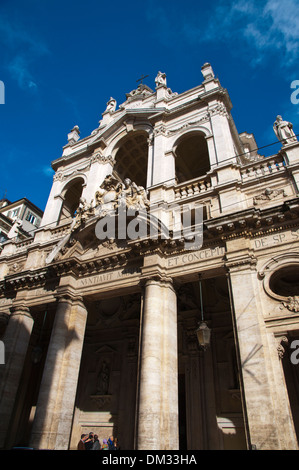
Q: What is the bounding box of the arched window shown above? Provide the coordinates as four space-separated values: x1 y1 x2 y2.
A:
59 177 84 224
174 132 210 184
113 131 148 188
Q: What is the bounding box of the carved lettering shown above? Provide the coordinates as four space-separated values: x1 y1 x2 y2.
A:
168 246 225 267
79 266 141 287
254 232 291 250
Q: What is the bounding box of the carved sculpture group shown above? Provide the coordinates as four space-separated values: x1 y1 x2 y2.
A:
46 176 150 264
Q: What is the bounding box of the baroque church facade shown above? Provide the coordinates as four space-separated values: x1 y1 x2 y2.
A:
1 64 299 450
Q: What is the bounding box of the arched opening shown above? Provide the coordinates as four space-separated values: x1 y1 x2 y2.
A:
59 177 84 224
113 131 148 188
175 133 210 184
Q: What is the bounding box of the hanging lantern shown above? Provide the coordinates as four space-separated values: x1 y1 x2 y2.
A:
195 279 211 350
196 321 211 350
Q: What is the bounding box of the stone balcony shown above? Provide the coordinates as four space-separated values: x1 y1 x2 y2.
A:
174 176 212 200
240 153 286 181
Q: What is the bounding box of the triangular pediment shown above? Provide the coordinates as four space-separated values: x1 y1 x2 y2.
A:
95 344 116 355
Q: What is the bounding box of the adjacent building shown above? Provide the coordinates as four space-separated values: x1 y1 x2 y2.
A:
0 64 299 450
0 198 43 243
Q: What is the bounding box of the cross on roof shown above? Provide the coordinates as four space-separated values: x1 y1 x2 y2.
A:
136 74 149 85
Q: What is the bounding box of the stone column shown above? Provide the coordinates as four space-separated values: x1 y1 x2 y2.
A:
29 295 87 450
227 263 281 449
137 278 179 450
0 305 34 449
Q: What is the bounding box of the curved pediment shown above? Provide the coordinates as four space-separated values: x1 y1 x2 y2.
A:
45 175 151 265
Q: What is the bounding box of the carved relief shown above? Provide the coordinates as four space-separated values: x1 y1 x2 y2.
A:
45 175 150 264
277 336 289 359
253 188 286 205
282 296 299 313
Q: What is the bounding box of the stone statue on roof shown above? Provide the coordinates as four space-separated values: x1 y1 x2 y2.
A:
273 115 297 145
155 71 167 88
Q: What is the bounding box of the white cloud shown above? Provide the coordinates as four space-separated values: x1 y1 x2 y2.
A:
0 14 49 90
7 56 38 91
202 0 299 67
152 0 299 69
42 166 55 178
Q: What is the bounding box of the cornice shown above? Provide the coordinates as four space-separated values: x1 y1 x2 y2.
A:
204 198 299 241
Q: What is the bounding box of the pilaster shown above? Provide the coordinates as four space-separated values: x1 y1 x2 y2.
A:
225 248 281 449
0 305 34 448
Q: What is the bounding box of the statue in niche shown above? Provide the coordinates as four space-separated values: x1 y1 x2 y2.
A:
155 71 167 87
273 115 297 145
96 360 110 395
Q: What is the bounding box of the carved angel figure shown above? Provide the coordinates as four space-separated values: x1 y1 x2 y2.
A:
71 197 95 231
95 175 122 208
119 178 149 210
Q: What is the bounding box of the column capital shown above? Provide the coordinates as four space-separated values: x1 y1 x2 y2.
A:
55 293 74 304
225 254 257 273
9 304 32 319
55 292 87 311
140 274 175 291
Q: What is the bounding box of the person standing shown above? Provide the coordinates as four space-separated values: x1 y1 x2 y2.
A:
108 435 115 450
84 432 94 450
91 434 101 450
77 434 87 450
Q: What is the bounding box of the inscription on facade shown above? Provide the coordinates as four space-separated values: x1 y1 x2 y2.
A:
253 229 299 250
167 246 225 267
79 266 141 287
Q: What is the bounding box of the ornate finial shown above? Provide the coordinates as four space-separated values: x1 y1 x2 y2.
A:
67 125 80 145
201 63 215 80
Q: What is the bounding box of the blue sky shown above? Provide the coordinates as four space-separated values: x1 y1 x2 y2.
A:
0 0 298 211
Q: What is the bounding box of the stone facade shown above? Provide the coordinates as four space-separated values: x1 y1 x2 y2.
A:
0 64 299 450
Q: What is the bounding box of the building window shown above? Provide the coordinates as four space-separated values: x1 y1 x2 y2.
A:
11 208 20 218
26 211 37 225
